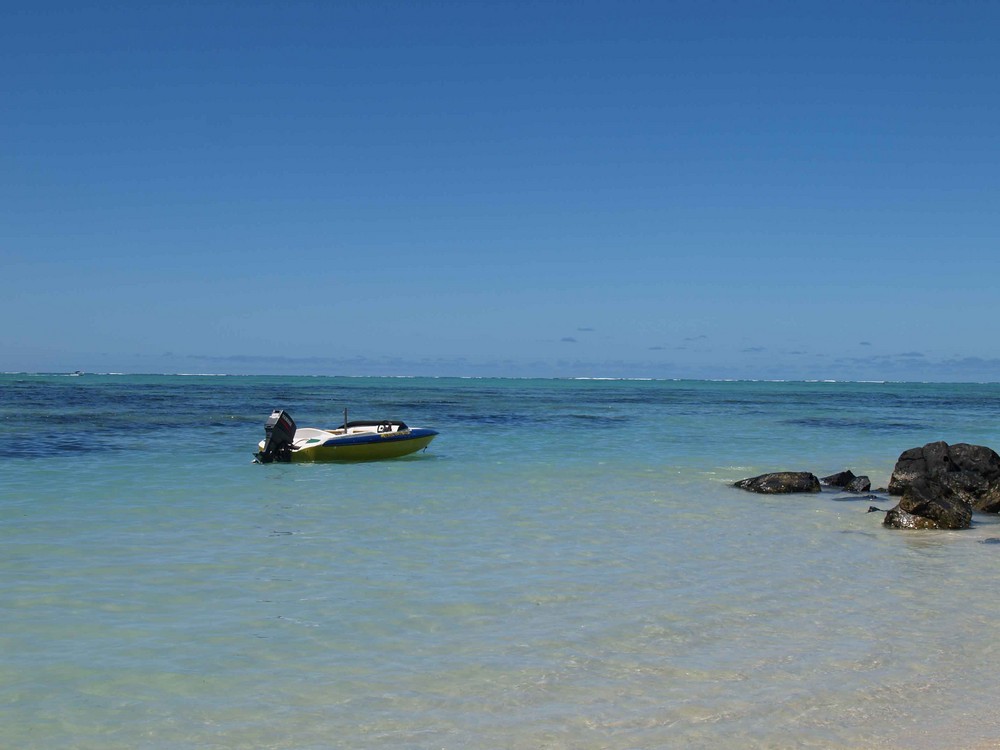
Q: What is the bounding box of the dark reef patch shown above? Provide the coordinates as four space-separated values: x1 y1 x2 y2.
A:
783 417 927 432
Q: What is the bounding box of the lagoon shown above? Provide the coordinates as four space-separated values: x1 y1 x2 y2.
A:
3 375 1000 748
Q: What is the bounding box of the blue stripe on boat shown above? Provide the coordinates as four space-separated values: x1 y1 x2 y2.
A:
321 428 438 447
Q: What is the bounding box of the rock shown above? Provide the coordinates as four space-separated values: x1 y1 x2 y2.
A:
887 441 1000 512
883 478 972 530
884 506 946 529
845 475 871 493
821 469 870 493
976 483 1000 514
821 470 857 487
734 472 822 494
887 442 952 494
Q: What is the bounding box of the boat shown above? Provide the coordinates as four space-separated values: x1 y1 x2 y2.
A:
254 409 438 463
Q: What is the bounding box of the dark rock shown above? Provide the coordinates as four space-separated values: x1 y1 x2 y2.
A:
886 441 1000 513
883 478 972 530
819 469 872 494
938 471 992 507
734 472 822 494
845 475 871 493
821 470 857 487
884 506 945 529
901 479 973 528
887 441 952 494
951 443 1000 480
820 470 871 494
976 483 1000 514
888 441 1000 493
979 538 1000 545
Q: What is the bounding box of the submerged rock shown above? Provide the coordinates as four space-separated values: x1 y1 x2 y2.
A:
734 472 821 494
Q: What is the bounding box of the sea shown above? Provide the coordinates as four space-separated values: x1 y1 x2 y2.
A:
3 374 1000 750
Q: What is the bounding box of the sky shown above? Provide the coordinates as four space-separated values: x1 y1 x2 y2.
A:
2 0 998 380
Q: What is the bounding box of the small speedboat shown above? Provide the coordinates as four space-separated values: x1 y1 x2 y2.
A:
254 409 438 463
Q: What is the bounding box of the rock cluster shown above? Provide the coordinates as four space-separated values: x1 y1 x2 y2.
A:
882 441 1000 529
733 440 1000 531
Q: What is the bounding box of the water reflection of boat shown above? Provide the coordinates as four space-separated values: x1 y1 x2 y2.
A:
254 409 437 463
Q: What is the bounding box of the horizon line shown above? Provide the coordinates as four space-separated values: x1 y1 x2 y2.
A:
4 371 999 386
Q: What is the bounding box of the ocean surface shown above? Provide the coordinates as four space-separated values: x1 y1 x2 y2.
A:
3 374 1000 750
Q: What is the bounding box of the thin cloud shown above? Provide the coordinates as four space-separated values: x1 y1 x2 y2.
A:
188 353 343 365
561 337 578 343
943 356 1000 370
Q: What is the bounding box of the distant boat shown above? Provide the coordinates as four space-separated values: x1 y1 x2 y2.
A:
254 409 438 463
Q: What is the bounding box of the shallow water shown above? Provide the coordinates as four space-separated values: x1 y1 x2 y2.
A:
3 375 1000 748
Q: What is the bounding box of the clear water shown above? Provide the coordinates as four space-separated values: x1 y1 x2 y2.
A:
3 375 1000 749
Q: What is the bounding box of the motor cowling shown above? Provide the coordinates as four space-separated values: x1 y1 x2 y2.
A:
257 409 296 463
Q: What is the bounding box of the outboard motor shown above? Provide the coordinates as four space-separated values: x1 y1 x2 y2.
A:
256 409 296 463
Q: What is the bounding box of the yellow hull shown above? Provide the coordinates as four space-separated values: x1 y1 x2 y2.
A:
288 431 436 462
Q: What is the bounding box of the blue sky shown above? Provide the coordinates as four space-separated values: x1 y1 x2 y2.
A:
3 0 998 380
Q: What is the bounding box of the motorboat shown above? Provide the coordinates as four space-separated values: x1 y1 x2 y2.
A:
254 409 438 463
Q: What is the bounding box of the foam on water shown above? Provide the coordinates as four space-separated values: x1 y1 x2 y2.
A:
3 375 1000 748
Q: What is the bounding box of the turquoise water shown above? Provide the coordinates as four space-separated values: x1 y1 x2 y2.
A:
4 375 1000 749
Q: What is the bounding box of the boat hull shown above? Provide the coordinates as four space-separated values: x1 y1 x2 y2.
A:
288 428 437 462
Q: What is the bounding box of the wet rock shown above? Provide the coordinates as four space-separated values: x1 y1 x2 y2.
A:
845 475 871 493
976 483 1000 514
888 442 953 494
734 472 822 494
887 441 1000 513
889 441 1000 489
821 469 870 493
883 478 972 530
883 506 946 529
821 470 857 487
